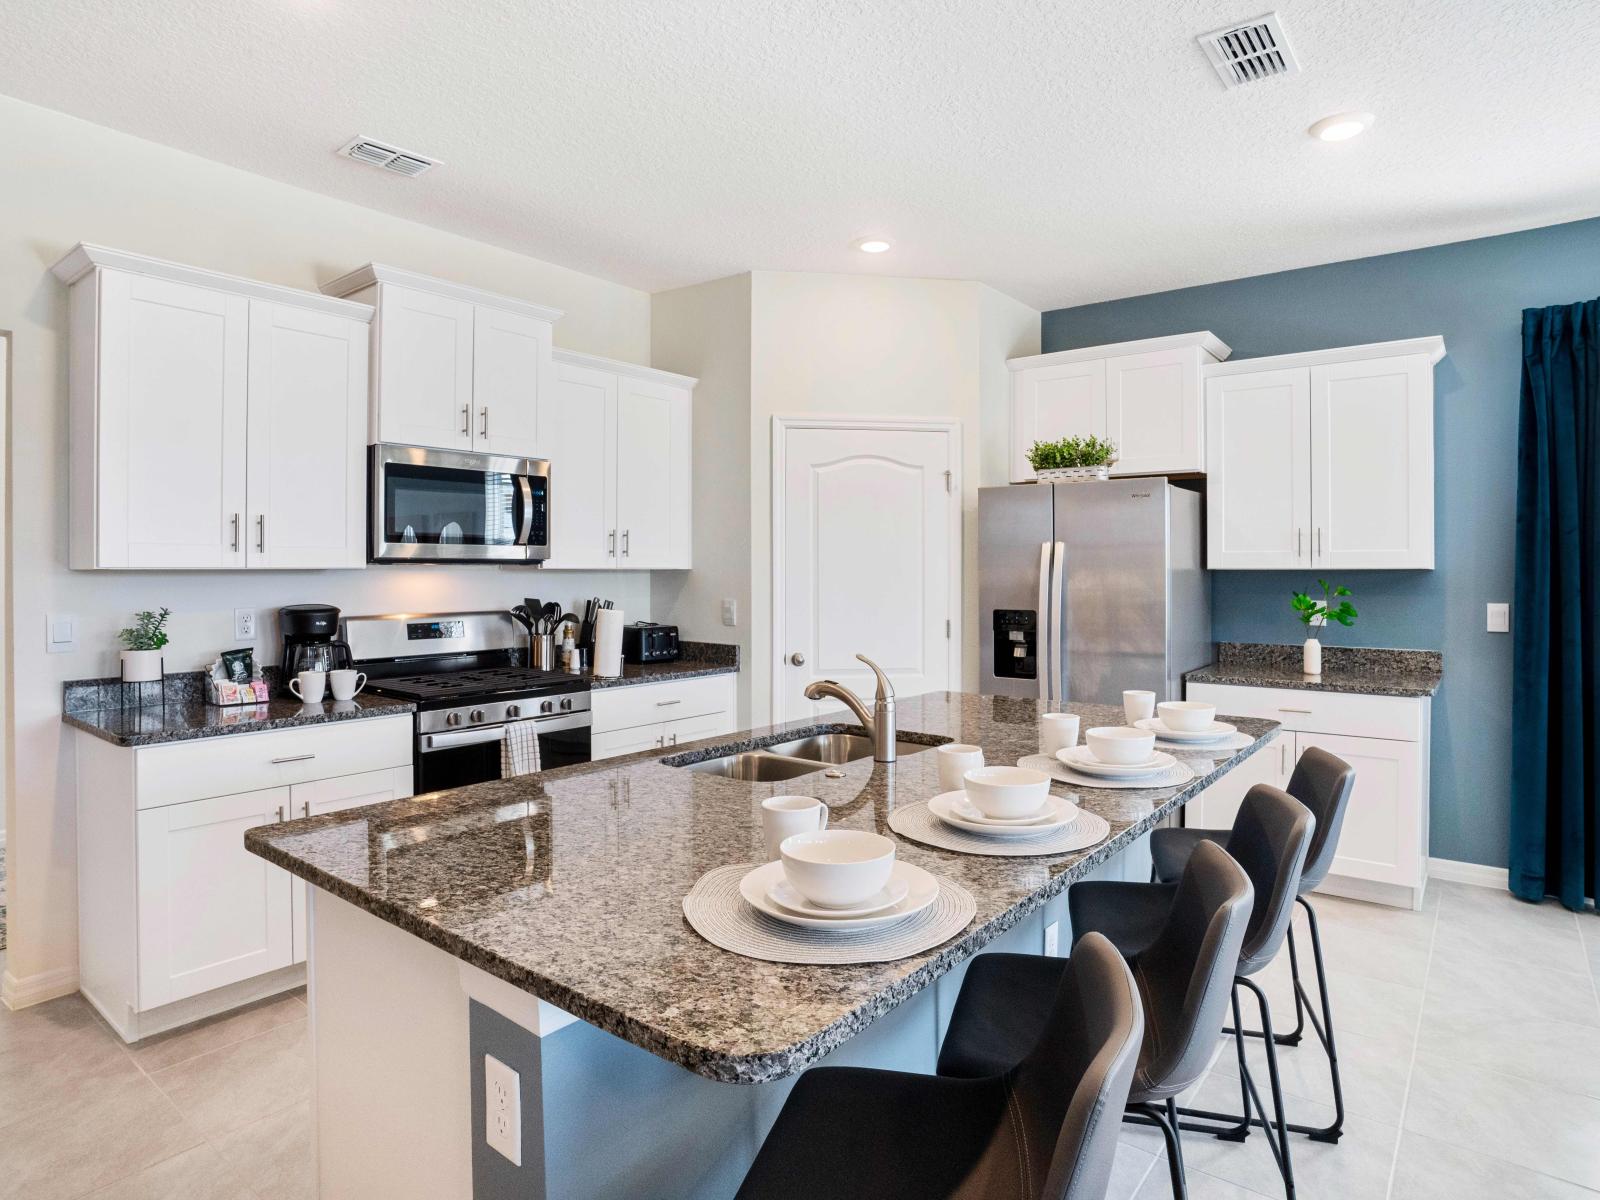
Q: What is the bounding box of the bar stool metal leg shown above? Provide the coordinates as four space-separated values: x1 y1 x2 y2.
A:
1292 897 1346 1143
1128 1099 1189 1199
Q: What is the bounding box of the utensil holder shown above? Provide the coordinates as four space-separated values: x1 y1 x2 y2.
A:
530 634 556 670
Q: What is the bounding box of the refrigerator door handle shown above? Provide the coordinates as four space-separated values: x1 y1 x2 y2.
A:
1049 540 1066 704
1036 541 1051 705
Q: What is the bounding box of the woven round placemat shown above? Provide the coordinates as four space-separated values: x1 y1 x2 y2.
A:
682 864 977 965
887 801 1112 858
1016 753 1196 791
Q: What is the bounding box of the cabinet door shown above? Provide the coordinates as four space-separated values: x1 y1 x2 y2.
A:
1205 368 1312 569
245 302 369 569
545 359 618 569
291 768 412 962
1184 738 1290 832
1310 355 1434 569
1105 347 1203 476
136 788 293 1007
1011 360 1107 481
1293 732 1422 888
96 271 248 568
374 284 474 450
473 305 552 459
614 377 692 568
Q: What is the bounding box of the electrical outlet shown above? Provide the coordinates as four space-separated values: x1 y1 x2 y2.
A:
484 1054 521 1166
1486 602 1510 634
234 608 256 641
721 598 738 627
1043 920 1060 957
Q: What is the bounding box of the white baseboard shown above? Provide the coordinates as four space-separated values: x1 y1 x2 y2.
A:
1428 857 1509 890
1 964 79 1010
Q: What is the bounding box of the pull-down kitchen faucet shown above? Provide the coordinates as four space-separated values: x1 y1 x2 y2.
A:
804 654 897 763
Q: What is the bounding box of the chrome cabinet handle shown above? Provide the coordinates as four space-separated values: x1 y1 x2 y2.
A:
1281 743 1288 773
790 652 806 666
1036 542 1051 706
301 802 310 818
1278 707 1312 714
622 529 630 557
271 753 316 764
1297 528 1303 559
257 514 266 553
231 513 240 552
276 805 286 822
609 529 616 557
656 698 682 707
1316 527 1323 558
480 406 489 438
669 732 678 746
655 735 664 747
461 404 471 436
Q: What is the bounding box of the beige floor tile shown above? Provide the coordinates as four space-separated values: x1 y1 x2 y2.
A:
129 993 306 1073
0 1071 204 1200
1425 940 1600 1029
1434 884 1588 974
1241 958 1423 1048
1208 1023 1413 1128
210 1100 315 1200
1294 908 1433 990
1405 1052 1600 1191
79 1142 260 1200
1311 889 1439 946
1135 1165 1274 1199
1106 1140 1160 1200
0 996 147 1134
1390 1129 1600 1200
148 1020 310 1139
0 991 107 1056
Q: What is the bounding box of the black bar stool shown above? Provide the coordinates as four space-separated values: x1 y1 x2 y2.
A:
938 840 1255 1199
734 932 1144 1200
1151 746 1356 1143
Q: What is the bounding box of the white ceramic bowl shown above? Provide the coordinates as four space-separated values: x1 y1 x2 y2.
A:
1157 701 1216 732
1085 726 1157 766
779 829 896 909
962 765 1052 820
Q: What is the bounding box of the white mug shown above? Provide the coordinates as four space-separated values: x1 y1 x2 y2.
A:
762 795 828 862
290 670 327 704
1040 712 1080 755
329 669 367 701
937 744 985 793
1123 690 1156 725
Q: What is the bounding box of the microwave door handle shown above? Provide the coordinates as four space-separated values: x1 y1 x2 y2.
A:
1049 540 1065 705
1036 541 1051 706
516 476 535 546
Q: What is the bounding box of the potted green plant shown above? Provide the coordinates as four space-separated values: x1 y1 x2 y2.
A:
118 607 172 683
1026 435 1118 482
1290 581 1356 675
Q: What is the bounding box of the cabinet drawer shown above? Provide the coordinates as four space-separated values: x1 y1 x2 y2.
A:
592 724 671 761
136 715 413 809
590 675 735 735
660 708 737 750
1186 682 1425 743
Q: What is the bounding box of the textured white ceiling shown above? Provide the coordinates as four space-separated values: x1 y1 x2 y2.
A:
5 0 1599 308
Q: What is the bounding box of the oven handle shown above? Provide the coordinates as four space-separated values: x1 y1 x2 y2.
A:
421 711 591 752
516 476 535 546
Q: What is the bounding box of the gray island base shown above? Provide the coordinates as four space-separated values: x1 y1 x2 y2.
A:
249 691 1277 1200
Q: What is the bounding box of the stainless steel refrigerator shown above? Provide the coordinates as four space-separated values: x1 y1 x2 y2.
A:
978 480 1211 706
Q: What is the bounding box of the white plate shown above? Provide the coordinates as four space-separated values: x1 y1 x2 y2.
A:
439 521 464 544
739 861 939 930
767 874 911 919
1134 717 1237 742
947 791 1057 826
1056 746 1178 778
928 791 1079 837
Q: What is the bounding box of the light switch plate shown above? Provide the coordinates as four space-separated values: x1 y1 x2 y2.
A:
721 598 738 627
484 1054 521 1166
1486 602 1510 634
47 613 77 654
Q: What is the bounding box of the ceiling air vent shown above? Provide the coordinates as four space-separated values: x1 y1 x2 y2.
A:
337 136 441 177
1197 13 1300 88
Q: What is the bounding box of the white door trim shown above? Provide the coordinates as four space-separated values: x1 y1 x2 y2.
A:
770 414 963 723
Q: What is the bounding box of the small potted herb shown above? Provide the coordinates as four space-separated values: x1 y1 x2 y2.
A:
1026 435 1118 482
118 607 172 683
1290 581 1356 676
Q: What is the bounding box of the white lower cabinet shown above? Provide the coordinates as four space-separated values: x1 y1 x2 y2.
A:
1186 682 1430 909
590 675 738 760
76 715 412 1041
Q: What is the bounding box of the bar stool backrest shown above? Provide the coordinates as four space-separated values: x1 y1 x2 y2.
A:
1226 784 1314 976
1286 746 1357 892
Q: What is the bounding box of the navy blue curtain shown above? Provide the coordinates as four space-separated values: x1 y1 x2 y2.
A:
1511 298 1600 910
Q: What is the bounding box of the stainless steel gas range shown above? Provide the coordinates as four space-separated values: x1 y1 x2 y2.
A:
344 611 590 794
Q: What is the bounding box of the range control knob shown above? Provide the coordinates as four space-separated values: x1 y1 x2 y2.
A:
445 712 463 728
469 709 485 724
559 697 573 711
540 699 555 714
506 704 522 719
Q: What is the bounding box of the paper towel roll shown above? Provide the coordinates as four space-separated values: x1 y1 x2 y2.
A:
593 608 624 678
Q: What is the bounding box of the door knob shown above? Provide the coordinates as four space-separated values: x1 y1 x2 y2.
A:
790 652 806 666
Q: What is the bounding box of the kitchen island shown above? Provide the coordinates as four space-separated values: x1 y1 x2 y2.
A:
247 690 1277 1200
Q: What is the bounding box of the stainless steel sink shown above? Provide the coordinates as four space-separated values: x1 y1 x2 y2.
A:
683 752 835 782
676 732 939 779
765 734 932 764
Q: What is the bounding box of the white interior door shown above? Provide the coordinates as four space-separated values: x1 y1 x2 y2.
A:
776 421 958 724
1205 367 1312 569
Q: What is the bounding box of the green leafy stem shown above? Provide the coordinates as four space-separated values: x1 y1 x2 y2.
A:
1291 580 1357 631
1027 435 1118 471
119 607 172 652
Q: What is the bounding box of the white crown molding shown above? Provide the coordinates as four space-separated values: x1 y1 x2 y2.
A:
50 243 375 322
553 346 696 388
1008 331 1231 371
321 262 565 324
1205 335 1447 377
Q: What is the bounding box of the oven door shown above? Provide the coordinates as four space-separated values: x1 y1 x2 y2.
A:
371 444 549 563
415 711 591 794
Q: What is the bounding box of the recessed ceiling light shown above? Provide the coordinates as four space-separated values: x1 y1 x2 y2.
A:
1308 111 1374 142
853 237 892 254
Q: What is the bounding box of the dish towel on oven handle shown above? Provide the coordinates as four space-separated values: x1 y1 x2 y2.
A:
500 719 542 777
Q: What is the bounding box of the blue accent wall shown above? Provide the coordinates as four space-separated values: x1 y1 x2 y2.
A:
1042 216 1600 868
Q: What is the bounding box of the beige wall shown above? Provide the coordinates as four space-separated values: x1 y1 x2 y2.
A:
0 97 655 1005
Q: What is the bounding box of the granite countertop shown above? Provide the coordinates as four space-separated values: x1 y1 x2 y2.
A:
245 690 1277 1084
589 640 739 689
1187 642 1442 699
64 692 416 747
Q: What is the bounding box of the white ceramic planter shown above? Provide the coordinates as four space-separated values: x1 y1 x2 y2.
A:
1034 465 1112 483
1302 637 1322 676
120 648 164 683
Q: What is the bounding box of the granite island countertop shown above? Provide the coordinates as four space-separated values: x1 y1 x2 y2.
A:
246 690 1276 1084
1186 642 1442 699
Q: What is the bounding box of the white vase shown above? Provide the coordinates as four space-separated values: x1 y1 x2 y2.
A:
120 648 164 683
1302 637 1322 676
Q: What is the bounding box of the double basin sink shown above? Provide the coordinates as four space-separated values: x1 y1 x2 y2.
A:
673 731 940 782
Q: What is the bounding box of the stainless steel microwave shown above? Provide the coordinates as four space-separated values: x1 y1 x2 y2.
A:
370 444 550 564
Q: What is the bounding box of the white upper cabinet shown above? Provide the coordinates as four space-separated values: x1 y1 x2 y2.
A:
1205 338 1443 571
545 350 693 570
321 264 562 461
55 245 373 571
1009 332 1229 481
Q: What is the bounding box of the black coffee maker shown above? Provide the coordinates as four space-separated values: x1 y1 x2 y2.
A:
279 604 354 694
